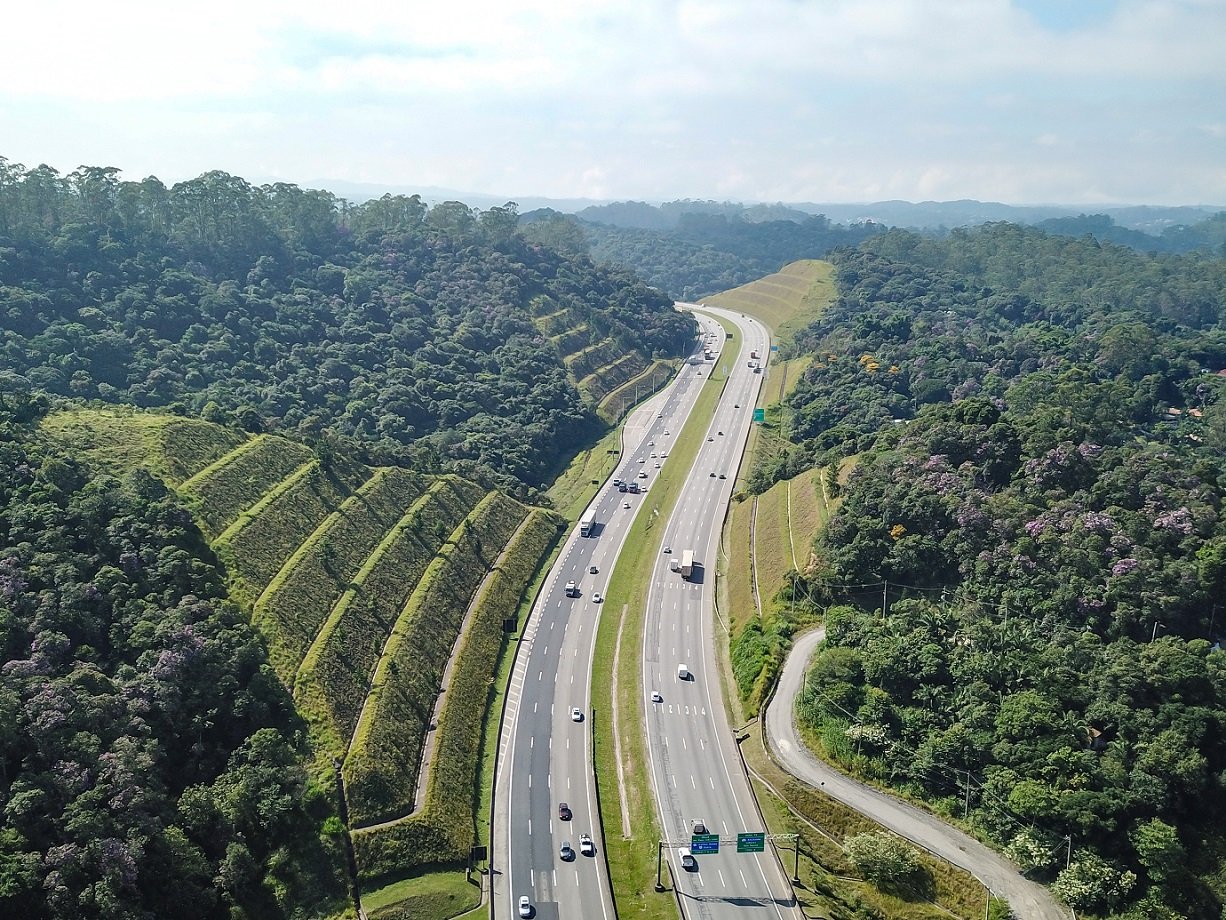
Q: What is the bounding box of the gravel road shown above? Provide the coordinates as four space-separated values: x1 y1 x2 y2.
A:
764 628 1072 920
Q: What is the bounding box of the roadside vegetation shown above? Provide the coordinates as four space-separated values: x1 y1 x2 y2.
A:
769 227 1226 919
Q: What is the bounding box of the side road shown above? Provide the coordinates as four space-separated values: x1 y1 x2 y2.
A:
764 628 1072 920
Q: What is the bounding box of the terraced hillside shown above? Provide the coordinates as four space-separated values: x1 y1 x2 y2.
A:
705 258 836 345
41 408 564 907
533 294 681 419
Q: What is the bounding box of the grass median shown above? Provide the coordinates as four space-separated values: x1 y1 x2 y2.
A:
592 317 737 919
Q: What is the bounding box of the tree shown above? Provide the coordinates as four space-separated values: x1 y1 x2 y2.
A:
1129 819 1184 884
842 831 924 889
1052 853 1137 913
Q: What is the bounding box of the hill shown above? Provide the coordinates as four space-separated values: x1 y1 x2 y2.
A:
704 258 837 348
35 407 563 917
735 224 1226 919
0 159 694 494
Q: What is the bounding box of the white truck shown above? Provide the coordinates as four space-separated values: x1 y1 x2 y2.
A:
580 508 596 537
680 550 694 580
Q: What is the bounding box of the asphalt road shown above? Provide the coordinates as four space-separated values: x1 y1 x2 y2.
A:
493 313 728 920
765 628 1072 920
641 306 800 920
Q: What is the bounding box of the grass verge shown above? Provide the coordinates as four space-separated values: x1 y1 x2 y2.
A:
742 728 993 920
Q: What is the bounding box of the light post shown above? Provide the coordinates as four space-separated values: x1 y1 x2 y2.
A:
1063 835 1073 871
1151 621 1165 643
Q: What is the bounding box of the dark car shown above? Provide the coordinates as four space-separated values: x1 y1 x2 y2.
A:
559 802 571 820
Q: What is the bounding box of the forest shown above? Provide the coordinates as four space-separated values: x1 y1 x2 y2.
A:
770 225 1226 919
0 158 693 495
0 390 349 918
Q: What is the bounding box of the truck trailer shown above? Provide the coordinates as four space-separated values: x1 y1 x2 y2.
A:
680 550 695 579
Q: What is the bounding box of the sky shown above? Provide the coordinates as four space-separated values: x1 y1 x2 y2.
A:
2 0 1224 206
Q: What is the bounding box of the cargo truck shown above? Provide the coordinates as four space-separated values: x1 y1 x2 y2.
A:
580 509 596 537
680 550 694 579
750 349 760 359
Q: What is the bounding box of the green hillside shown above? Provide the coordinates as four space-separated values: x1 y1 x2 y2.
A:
705 258 836 346
38 408 563 916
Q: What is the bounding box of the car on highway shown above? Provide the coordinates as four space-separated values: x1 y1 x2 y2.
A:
651 690 663 702
707 436 714 442
637 470 647 479
623 500 631 508
719 473 726 479
734 404 740 408
579 833 594 856
589 564 598 574
709 472 716 477
657 413 663 418
655 462 661 468
518 895 532 917
718 430 724 435
559 840 575 861
637 456 645 463
664 429 670 435
571 707 583 722
692 819 708 834
663 544 671 553
558 802 571 820
592 592 603 604
650 451 657 458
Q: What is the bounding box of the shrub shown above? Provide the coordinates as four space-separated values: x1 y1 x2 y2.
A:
843 831 924 890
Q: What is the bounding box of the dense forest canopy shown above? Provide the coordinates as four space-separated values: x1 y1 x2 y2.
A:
768 225 1226 919
555 198 1226 303
0 157 693 493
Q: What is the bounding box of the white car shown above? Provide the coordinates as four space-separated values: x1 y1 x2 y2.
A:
707 437 714 442
571 707 583 722
623 501 631 509
519 895 532 917
651 690 663 702
654 462 661 468
637 457 645 463
579 833 594 856
663 545 671 553
592 592 603 604
664 429 670 435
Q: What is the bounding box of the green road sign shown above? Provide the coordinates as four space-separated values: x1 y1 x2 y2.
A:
736 832 765 853
753 408 765 423
691 834 720 854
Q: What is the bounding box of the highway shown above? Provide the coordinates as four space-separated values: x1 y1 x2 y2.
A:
493 312 730 920
640 306 800 920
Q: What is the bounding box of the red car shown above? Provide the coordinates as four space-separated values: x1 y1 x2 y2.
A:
558 802 571 820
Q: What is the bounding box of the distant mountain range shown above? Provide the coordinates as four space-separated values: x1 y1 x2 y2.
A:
308 179 1222 235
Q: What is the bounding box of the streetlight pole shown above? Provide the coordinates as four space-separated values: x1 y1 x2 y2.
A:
1063 835 1073 871
655 841 665 892
1151 621 1165 643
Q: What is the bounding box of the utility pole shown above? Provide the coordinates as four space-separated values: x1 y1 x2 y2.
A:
655 841 665 892
1151 621 1165 643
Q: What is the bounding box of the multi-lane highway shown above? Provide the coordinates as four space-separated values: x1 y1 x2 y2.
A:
640 307 799 919
493 312 732 919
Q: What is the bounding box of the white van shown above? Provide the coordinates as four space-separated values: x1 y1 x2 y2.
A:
679 847 696 870
677 663 689 680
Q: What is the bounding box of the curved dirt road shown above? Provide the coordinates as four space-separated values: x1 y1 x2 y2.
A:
764 628 1071 920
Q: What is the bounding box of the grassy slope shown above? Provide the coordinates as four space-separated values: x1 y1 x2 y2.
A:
345 492 530 827
295 476 487 758
253 467 425 684
179 434 316 539
705 259 835 345
39 408 247 485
